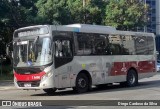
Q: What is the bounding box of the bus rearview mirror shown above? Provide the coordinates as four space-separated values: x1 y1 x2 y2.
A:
156 51 159 55
6 46 9 56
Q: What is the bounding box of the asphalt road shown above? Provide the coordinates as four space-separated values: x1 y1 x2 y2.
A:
0 73 160 109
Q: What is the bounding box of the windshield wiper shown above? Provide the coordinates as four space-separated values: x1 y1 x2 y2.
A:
33 36 39 45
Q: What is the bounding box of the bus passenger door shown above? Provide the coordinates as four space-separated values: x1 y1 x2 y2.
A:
54 38 73 88
102 56 114 82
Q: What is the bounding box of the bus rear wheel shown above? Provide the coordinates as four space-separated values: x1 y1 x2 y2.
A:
74 73 89 93
43 88 57 94
126 69 138 87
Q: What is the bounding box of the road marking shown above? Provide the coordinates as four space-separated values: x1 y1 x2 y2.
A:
77 106 88 108
0 87 16 91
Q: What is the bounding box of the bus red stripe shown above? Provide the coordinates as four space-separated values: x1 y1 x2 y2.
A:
110 60 156 76
14 71 46 81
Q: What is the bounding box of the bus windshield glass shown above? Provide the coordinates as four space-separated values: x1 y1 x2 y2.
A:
13 37 52 67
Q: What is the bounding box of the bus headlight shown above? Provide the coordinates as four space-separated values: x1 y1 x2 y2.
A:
14 76 17 82
41 70 53 81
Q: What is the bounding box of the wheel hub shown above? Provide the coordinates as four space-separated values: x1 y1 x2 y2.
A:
129 73 135 84
78 78 86 88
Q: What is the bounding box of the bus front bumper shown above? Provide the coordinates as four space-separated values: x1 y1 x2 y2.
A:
14 74 55 90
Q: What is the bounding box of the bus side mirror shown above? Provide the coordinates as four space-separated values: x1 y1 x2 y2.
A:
6 46 9 56
12 51 13 58
156 51 159 56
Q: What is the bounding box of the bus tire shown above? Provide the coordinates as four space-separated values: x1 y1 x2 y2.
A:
126 69 138 87
43 88 56 94
74 73 89 93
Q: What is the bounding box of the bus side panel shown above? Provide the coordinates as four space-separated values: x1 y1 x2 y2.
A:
102 55 156 83
70 56 105 87
102 55 137 83
54 63 72 88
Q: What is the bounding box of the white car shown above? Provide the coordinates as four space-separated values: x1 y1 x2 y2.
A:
157 60 160 72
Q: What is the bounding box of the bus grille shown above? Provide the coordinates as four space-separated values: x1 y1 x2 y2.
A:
17 81 40 87
14 67 42 74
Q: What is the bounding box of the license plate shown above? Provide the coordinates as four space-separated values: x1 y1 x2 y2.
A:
24 83 31 87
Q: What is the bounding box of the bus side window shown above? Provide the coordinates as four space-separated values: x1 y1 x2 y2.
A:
55 40 63 57
62 40 72 57
121 35 135 55
94 34 109 55
55 40 72 57
135 36 147 55
147 36 154 54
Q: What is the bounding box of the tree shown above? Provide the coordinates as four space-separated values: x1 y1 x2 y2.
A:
36 0 71 25
83 2 102 24
67 0 83 23
18 0 39 26
67 0 107 24
104 0 149 30
0 0 17 55
0 0 38 57
89 0 108 24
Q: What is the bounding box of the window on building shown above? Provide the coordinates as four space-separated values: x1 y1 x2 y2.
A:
152 17 156 22
152 9 156 13
152 1 155 6
152 24 156 29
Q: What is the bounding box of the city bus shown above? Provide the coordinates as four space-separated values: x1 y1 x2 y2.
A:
13 24 157 94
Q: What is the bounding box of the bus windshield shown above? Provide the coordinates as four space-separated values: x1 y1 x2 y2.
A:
13 37 52 67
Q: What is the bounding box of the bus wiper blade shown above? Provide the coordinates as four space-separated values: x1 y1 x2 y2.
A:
33 36 39 44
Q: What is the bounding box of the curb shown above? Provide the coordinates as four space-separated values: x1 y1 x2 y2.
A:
0 80 13 82
0 80 15 91
0 86 16 91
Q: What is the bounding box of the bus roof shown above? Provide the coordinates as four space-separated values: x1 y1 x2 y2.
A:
15 25 49 31
55 24 155 37
14 24 155 38
65 24 116 30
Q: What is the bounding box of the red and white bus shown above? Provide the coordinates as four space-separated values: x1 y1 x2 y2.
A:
13 24 157 94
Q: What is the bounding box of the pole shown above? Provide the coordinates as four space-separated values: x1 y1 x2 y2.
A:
83 0 86 23
144 0 147 32
1 55 2 77
0 38 2 76
83 0 85 7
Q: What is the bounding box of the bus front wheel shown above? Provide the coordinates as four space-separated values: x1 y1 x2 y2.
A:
43 88 57 94
74 73 89 93
126 69 138 87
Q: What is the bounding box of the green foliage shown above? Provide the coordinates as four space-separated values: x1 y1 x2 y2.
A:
84 2 102 24
67 0 83 23
18 0 39 26
104 0 149 30
0 0 150 79
0 65 13 80
0 0 149 58
36 0 71 25
1 65 13 74
66 0 107 24
0 0 38 50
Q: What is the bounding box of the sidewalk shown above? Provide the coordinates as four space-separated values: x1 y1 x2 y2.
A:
0 80 16 90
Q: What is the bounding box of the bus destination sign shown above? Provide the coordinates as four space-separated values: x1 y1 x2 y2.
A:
15 27 49 37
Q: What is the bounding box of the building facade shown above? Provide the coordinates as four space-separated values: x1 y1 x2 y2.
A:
144 0 160 36
145 0 156 34
155 0 160 36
